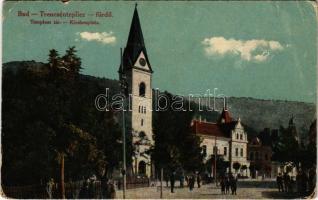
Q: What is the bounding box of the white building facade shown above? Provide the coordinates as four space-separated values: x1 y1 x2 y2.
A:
192 109 250 177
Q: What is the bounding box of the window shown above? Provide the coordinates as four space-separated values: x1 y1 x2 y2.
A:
141 119 144 126
143 107 146 114
139 106 141 113
240 134 243 140
224 147 227 156
139 131 146 138
235 148 238 157
240 148 243 157
236 134 239 140
213 146 218 155
139 82 146 97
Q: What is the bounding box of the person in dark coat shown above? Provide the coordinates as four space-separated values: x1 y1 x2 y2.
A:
170 171 176 193
283 172 290 193
229 174 237 195
276 173 283 192
220 177 225 195
197 173 201 188
225 176 230 194
189 174 195 191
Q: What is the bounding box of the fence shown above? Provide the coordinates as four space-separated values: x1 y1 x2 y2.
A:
2 177 151 199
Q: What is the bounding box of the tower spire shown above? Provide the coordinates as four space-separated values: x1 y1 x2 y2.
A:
119 5 153 74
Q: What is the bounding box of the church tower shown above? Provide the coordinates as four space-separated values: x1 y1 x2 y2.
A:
118 5 153 177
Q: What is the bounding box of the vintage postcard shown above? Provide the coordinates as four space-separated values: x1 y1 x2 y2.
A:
1 1 317 199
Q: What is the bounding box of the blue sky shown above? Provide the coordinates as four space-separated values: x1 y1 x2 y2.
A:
3 1 317 103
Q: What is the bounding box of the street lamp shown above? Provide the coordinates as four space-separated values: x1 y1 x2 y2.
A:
119 48 128 199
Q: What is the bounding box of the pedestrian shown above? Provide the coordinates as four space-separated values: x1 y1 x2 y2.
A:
46 178 54 199
197 173 201 188
170 171 176 193
225 176 230 194
165 174 169 187
189 174 195 191
180 173 185 188
229 173 237 195
283 172 290 193
276 173 283 192
220 177 225 195
185 175 189 186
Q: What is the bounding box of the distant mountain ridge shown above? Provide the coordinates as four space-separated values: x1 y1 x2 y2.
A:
3 61 316 137
192 97 316 137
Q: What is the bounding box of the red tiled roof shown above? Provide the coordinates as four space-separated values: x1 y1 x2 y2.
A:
218 108 232 124
192 120 230 138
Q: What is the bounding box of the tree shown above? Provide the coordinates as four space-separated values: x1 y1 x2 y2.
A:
233 162 241 172
152 91 204 174
206 155 229 177
272 118 300 169
62 46 82 74
2 50 124 194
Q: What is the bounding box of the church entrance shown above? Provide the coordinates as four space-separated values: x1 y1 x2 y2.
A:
138 161 146 175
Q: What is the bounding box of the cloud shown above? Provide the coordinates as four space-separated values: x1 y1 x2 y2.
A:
202 37 284 62
78 31 116 44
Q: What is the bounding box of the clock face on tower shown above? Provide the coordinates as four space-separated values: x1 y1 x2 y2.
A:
139 58 146 66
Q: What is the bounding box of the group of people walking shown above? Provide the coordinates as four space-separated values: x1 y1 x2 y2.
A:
168 171 202 193
220 173 238 195
277 168 316 196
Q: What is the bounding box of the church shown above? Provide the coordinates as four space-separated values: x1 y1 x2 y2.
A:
118 5 154 178
117 5 251 179
191 108 250 177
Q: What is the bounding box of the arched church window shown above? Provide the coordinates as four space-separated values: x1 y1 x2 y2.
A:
138 161 146 175
143 107 146 113
141 119 144 126
139 82 146 97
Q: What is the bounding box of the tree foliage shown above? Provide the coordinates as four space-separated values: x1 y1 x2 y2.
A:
2 47 122 186
152 91 204 173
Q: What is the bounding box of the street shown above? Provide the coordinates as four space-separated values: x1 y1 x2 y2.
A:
116 180 301 199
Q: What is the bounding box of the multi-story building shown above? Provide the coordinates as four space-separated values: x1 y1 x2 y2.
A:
191 108 250 177
248 137 272 178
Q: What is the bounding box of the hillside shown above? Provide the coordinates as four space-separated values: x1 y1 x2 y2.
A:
3 61 316 138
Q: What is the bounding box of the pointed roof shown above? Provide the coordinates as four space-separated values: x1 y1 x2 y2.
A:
218 108 232 124
119 5 152 74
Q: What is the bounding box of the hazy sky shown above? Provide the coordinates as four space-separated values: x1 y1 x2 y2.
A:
3 1 317 103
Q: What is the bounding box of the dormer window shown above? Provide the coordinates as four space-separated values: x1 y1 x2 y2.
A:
139 82 146 97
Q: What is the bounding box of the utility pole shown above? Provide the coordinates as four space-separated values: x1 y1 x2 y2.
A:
214 136 217 187
160 168 163 198
120 48 127 199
